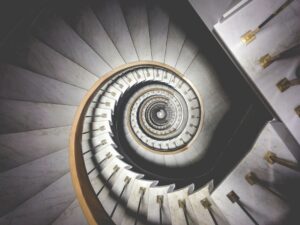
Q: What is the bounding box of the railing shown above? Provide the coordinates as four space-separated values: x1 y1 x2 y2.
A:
227 191 259 225
201 198 219 225
69 61 188 225
264 151 300 171
240 0 294 45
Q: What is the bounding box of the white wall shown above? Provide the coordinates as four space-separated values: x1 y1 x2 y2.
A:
188 0 241 30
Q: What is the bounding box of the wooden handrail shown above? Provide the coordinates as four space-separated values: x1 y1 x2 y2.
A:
69 61 186 225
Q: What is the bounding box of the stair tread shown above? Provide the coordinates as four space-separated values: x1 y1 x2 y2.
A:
164 21 186 67
51 199 88 225
91 0 138 63
147 184 175 225
0 173 74 225
8 36 98 90
0 63 86 105
0 148 69 217
34 13 111 76
147 1 169 63
0 99 76 134
120 0 152 61
63 1 124 68
0 126 70 172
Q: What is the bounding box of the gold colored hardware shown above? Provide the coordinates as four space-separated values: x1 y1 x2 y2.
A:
139 187 146 195
276 78 291 92
295 106 300 118
201 198 212 209
227 191 239 203
201 198 219 225
277 78 300 92
105 152 112 159
259 54 274 68
241 0 294 45
227 191 259 225
264 151 300 171
100 113 107 118
157 195 164 204
264 151 276 164
241 28 259 44
70 61 204 225
113 165 119 172
100 139 107 145
245 171 286 201
124 176 131 184
245 172 259 185
178 199 186 208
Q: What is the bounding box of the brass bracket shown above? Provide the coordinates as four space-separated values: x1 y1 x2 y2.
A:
201 198 212 209
105 152 112 159
259 54 274 68
241 29 259 45
276 78 291 92
295 106 300 118
264 151 276 164
113 165 119 172
245 172 259 185
100 139 107 146
178 199 186 208
139 187 146 195
157 195 164 204
124 176 131 184
227 191 239 203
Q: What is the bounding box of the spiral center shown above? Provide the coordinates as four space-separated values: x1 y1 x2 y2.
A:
156 109 166 119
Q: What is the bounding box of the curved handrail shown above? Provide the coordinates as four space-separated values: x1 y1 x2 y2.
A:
69 61 187 225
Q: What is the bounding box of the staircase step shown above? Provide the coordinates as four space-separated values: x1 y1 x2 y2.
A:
0 173 74 225
175 38 198 74
120 0 152 61
0 99 77 134
8 36 98 90
82 122 112 140
82 121 111 133
147 1 169 63
81 133 115 154
121 179 158 225
63 0 124 68
147 184 175 225
33 13 111 76
188 181 229 225
94 145 121 163
0 126 70 172
91 0 138 63
0 148 69 217
0 63 86 105
51 199 88 225
165 21 186 67
212 122 300 225
110 169 144 224
84 108 113 123
167 184 196 225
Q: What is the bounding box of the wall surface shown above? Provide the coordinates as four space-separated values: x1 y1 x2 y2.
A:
188 0 241 30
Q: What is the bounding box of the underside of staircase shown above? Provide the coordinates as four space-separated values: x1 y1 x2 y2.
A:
0 0 299 225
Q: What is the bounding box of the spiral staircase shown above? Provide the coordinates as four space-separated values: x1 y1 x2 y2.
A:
0 0 299 224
